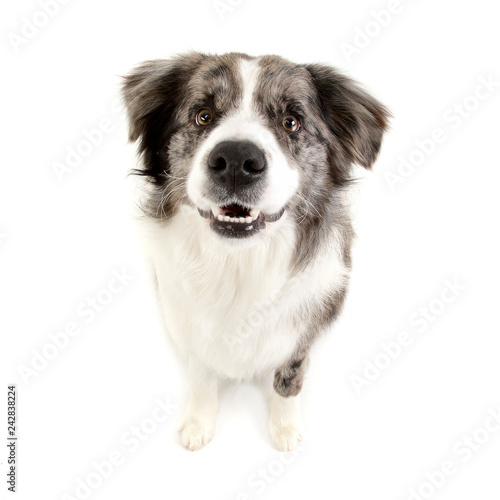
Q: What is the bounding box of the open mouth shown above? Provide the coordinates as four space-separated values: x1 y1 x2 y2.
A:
197 204 285 238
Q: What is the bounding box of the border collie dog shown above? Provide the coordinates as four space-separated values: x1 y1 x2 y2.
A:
122 52 389 451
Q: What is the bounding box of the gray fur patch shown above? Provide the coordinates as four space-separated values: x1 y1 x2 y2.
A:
274 356 310 398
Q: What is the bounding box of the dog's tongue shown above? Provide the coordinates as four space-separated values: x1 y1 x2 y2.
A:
220 204 250 218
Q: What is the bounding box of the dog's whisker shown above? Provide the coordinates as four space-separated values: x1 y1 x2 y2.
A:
293 192 325 222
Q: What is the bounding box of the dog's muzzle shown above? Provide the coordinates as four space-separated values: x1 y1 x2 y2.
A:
198 140 285 239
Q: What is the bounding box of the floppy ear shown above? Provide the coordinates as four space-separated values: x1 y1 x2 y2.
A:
305 64 390 172
121 53 204 178
122 59 174 143
122 54 205 141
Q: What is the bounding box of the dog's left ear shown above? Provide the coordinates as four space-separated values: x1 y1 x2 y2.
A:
304 64 390 172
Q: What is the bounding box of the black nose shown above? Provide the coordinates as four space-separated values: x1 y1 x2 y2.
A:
207 141 267 191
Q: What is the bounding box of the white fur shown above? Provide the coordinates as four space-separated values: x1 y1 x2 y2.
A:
141 205 348 381
179 358 218 451
269 391 304 452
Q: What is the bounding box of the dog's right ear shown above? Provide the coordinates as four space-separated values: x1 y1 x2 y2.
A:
121 53 204 145
121 53 205 180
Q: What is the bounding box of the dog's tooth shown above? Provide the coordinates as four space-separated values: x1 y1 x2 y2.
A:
217 214 224 221
245 216 252 224
239 217 246 223
224 216 230 222
249 209 261 219
211 207 218 217
228 217 236 222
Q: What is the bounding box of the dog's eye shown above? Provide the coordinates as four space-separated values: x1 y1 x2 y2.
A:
196 109 213 126
282 115 300 133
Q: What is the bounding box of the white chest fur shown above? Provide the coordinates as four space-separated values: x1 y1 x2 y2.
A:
142 206 348 381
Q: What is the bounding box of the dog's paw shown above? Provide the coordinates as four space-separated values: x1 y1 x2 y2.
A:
179 417 215 451
269 420 304 451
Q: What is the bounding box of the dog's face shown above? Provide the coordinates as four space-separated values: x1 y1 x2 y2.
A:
123 52 389 242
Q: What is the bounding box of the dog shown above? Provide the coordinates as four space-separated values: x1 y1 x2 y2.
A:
122 52 389 451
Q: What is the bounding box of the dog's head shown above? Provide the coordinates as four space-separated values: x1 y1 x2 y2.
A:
122 52 389 242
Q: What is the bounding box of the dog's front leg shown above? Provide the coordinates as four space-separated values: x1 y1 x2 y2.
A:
269 357 308 451
179 357 219 451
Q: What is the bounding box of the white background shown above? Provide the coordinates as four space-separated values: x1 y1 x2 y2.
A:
1 0 499 499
